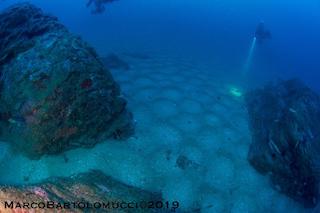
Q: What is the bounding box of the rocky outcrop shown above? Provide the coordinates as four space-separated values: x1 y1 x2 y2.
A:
0 170 162 212
246 79 320 207
0 3 134 159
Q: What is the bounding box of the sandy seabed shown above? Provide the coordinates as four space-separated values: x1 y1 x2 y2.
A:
0 53 310 213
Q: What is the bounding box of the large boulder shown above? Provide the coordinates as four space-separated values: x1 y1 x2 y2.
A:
0 170 162 212
0 3 134 159
246 79 320 207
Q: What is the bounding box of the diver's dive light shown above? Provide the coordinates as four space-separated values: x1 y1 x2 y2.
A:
243 36 257 74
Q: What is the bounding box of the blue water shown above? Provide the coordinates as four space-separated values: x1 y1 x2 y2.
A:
0 0 320 212
2 0 319 88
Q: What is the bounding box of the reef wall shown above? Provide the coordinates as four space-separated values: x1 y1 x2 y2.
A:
0 3 133 159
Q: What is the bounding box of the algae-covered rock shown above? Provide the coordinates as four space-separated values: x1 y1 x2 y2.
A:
0 170 163 212
0 3 134 159
246 79 320 207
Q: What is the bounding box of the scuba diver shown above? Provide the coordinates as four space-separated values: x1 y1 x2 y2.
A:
255 21 271 43
243 21 271 73
86 0 118 14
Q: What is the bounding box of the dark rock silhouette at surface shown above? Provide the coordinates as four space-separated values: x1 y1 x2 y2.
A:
246 79 320 208
86 0 118 14
0 170 162 213
0 3 134 159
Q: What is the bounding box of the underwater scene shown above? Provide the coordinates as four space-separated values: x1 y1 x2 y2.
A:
0 0 320 212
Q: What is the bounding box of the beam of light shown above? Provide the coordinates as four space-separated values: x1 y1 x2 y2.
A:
243 36 257 75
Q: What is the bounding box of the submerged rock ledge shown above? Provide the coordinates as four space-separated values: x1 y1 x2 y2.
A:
0 170 162 213
0 3 134 159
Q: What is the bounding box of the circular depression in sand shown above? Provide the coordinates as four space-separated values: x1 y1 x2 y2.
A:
159 87 184 101
151 98 179 118
169 113 204 134
179 98 204 114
